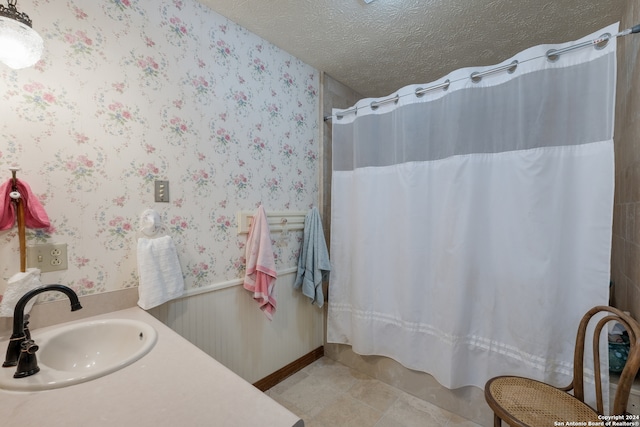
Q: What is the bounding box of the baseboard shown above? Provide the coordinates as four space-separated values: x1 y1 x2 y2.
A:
253 346 325 392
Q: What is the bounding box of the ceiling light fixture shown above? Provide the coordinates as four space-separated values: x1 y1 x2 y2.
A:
0 0 43 69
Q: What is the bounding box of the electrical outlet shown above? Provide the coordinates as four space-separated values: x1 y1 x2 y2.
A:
26 243 68 273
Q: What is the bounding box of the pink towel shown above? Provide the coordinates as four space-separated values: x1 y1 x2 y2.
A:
0 178 50 231
243 205 277 320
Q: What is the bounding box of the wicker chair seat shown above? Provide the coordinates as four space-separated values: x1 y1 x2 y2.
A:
486 376 601 426
484 307 640 426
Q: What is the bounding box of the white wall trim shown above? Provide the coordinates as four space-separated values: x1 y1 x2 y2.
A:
180 267 298 299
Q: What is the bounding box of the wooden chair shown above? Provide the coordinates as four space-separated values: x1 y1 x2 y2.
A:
484 306 640 426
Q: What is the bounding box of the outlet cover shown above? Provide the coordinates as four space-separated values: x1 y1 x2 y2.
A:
26 243 68 273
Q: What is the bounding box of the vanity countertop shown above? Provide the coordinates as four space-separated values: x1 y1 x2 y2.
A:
0 307 303 427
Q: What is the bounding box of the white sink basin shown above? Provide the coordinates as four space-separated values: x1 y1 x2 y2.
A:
0 319 157 391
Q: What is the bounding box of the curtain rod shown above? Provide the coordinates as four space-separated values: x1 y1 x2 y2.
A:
324 24 640 122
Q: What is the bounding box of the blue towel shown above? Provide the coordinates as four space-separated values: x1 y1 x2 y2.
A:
294 207 330 307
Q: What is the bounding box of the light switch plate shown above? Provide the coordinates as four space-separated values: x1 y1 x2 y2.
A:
155 180 169 203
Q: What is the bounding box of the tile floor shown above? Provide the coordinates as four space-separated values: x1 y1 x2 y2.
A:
265 357 484 427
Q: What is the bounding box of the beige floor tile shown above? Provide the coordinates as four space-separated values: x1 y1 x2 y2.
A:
444 411 484 427
347 377 402 411
300 355 335 372
312 394 383 427
375 413 444 427
304 356 370 392
265 357 485 427
373 392 452 427
274 373 343 418
300 418 331 427
268 369 310 395
267 390 313 421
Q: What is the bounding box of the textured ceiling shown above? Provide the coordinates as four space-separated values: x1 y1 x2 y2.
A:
197 0 624 98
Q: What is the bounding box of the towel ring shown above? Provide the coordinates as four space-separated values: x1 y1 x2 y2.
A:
139 209 162 237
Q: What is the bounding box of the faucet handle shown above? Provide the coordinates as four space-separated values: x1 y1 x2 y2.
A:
20 339 38 353
20 340 40 354
23 313 31 340
14 339 40 378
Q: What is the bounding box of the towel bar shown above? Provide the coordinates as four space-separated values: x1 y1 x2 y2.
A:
237 210 307 234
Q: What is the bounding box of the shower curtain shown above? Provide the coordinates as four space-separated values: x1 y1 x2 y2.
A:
327 23 617 391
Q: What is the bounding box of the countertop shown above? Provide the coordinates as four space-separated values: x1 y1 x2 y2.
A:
0 307 303 427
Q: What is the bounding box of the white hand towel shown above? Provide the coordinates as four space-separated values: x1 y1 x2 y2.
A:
0 268 43 317
137 236 184 310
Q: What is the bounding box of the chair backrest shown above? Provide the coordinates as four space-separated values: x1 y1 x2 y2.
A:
567 306 640 415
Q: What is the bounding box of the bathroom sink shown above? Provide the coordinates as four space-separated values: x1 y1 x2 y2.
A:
0 319 157 391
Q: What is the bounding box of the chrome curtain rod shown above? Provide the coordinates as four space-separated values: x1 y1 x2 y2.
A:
324 24 640 122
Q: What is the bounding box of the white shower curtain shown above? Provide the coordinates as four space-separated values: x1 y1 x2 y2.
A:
327 23 617 391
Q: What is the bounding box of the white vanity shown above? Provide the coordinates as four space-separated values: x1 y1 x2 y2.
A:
0 307 303 427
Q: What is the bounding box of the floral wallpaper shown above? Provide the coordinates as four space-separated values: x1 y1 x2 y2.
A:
0 0 319 300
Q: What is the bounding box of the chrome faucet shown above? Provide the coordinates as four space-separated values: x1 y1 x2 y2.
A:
2 285 82 377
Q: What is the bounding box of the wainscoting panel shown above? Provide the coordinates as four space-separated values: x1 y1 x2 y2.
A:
149 270 324 384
